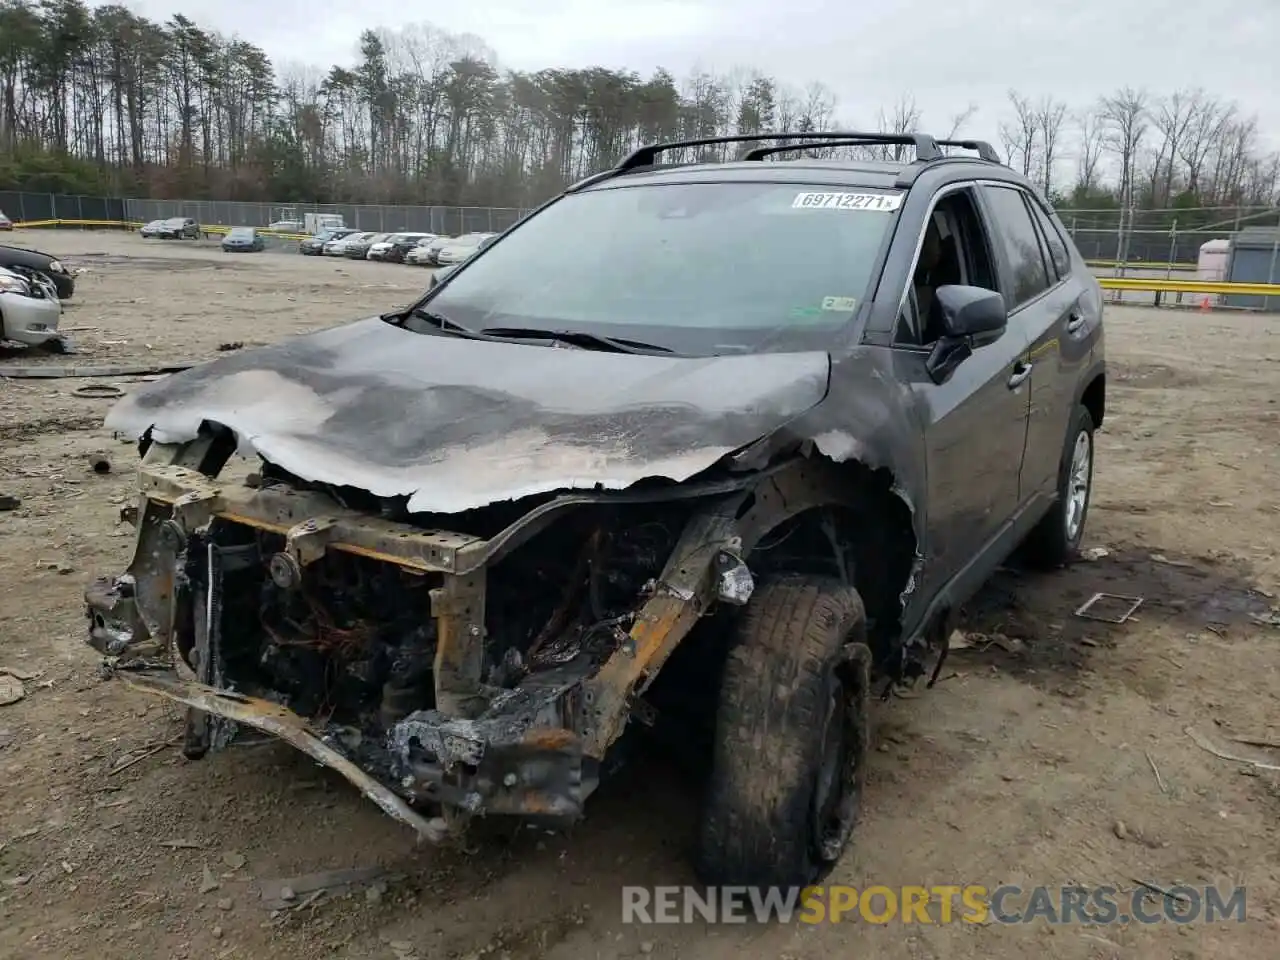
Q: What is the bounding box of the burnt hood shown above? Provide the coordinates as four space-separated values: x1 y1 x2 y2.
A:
106 317 831 514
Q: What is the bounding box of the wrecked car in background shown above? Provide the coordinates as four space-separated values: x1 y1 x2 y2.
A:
0 242 75 299
86 130 1105 887
0 264 62 347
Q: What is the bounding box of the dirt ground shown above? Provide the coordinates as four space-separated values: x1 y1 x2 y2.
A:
1 230 1278 960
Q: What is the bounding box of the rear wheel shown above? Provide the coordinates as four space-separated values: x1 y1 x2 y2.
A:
1022 403 1095 567
696 576 870 888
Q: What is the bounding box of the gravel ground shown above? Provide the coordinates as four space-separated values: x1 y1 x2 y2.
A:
1 230 1279 960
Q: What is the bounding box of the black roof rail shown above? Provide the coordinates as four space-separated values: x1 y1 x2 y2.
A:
616 131 944 172
935 139 1002 163
740 138 920 161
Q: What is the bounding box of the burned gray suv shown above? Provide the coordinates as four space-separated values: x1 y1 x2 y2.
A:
86 130 1105 888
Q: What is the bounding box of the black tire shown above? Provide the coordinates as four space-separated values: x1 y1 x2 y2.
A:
1022 403 1096 568
696 575 870 888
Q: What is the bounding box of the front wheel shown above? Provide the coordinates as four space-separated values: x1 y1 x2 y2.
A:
1022 404 1095 567
696 576 870 888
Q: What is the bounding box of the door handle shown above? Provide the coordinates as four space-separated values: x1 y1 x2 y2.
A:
1007 360 1033 389
1066 312 1085 333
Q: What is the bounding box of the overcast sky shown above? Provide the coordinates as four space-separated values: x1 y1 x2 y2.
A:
92 0 1280 155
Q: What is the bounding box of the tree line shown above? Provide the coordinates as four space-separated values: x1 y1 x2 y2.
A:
1 0 1277 214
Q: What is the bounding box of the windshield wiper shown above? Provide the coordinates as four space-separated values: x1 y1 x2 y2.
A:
479 326 672 355
388 306 492 341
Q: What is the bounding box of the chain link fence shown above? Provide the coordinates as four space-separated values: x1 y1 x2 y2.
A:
0 190 529 236
122 199 530 236
1058 206 1280 265
0 190 125 223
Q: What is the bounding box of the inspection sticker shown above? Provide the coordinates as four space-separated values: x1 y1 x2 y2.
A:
791 191 903 211
821 296 858 311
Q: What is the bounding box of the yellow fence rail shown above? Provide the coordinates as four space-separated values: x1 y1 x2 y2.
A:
1086 260 1198 271
8 219 311 241
1096 277 1280 297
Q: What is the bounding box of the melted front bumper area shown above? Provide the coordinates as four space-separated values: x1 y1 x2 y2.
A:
83 458 731 836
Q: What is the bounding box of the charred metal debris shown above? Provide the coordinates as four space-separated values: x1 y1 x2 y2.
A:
86 427 922 840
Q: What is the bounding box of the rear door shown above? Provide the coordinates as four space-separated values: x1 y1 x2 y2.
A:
979 184 1091 501
974 183 1062 505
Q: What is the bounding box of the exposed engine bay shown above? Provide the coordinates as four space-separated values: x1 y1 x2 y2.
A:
85 429 920 840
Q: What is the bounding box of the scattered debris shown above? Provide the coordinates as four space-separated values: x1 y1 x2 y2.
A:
217 341 244 351
1145 751 1168 795
1249 611 1280 628
1228 736 1280 750
1186 726 1280 773
157 839 205 850
1112 820 1128 841
1081 545 1111 561
258 866 390 910
109 738 179 775
1149 553 1194 568
0 666 40 681
0 495 19 511
1 361 196 379
1074 592 1144 624
72 384 124 399
200 865 221 894
222 851 247 871
0 675 24 706
1131 877 1192 905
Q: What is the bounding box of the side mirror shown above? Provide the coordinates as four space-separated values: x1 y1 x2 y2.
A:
925 285 1008 385
935 285 1007 340
478 235 496 251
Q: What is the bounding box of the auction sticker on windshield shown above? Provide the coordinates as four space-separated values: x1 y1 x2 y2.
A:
791 192 903 211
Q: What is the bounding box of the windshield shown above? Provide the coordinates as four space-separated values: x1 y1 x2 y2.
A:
423 181 899 355
228 228 253 239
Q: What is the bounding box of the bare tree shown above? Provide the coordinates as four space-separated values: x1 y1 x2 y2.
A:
944 103 978 139
1036 96 1068 196
1 1 1277 211
1098 86 1149 206
1074 108 1105 191
998 90 1039 177
1150 89 1200 202
874 93 921 160
1177 95 1230 196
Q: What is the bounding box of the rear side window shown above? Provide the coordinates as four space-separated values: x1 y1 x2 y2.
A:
1027 200 1072 280
982 185 1051 308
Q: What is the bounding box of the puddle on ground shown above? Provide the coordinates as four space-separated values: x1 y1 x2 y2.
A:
952 548 1274 684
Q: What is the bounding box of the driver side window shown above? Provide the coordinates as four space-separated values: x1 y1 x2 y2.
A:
895 188 998 348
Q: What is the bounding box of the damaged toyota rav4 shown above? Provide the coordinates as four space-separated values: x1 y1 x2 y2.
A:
86 131 1104 887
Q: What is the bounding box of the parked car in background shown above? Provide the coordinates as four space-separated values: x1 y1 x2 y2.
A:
345 232 389 260
0 243 75 299
434 232 497 265
0 209 12 230
159 217 199 239
264 219 304 233
324 231 372 256
370 233 434 263
411 235 451 265
403 238 440 266
0 265 62 347
299 228 356 256
221 227 265 253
